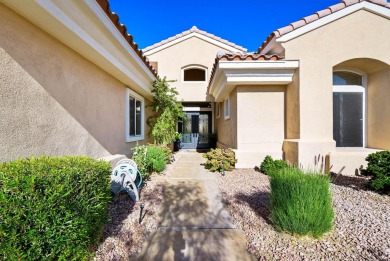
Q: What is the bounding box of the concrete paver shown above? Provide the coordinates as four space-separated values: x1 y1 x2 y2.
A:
136 150 256 261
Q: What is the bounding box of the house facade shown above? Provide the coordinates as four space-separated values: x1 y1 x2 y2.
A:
0 0 156 163
143 26 246 150
211 0 390 172
147 0 390 174
1 0 389 175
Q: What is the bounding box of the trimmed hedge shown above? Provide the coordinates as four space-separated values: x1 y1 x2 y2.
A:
270 168 334 238
0 156 112 260
361 150 390 193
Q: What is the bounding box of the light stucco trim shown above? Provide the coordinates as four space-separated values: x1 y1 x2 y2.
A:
209 61 299 102
277 2 390 43
143 33 246 56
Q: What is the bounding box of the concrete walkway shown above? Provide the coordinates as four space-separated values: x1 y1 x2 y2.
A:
136 150 256 261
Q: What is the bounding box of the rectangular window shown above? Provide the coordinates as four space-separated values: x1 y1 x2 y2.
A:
224 96 231 120
126 89 144 142
216 102 220 118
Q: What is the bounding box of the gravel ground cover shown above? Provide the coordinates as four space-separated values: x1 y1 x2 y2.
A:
217 169 390 260
94 172 167 260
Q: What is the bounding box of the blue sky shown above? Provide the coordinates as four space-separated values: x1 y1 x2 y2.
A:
108 0 343 52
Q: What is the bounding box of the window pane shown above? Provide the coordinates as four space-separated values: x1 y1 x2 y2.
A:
184 68 206 81
136 99 142 136
333 71 362 85
129 96 135 136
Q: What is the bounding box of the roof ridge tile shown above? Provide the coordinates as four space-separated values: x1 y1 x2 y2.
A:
143 26 247 52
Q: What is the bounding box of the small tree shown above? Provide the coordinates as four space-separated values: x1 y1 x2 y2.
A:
148 77 184 145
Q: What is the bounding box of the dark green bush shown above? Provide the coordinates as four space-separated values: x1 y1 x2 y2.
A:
203 148 236 172
361 150 390 193
270 168 334 238
260 155 289 175
131 144 171 178
0 156 112 260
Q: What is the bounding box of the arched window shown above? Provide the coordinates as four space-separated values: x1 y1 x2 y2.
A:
182 65 207 82
333 71 362 85
333 70 366 147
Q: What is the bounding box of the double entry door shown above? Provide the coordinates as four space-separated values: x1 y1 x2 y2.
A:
178 112 212 150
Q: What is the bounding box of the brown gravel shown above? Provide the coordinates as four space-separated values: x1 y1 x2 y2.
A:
94 172 167 260
217 169 390 260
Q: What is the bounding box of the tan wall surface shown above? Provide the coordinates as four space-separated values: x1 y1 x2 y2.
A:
146 36 235 102
283 10 390 143
0 4 150 162
367 68 390 149
216 89 237 149
281 9 390 170
237 86 285 151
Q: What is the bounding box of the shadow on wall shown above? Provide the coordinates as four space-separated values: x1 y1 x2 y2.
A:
0 5 134 158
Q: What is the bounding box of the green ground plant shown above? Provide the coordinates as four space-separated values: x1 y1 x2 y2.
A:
269 168 334 238
203 148 236 172
260 155 289 175
361 150 390 193
131 144 171 178
0 156 111 260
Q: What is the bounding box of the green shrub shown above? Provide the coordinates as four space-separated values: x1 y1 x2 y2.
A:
361 150 390 193
203 148 236 172
131 144 171 178
0 156 112 260
270 168 334 238
260 155 289 175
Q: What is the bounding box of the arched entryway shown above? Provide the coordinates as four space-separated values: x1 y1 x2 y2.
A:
333 58 390 149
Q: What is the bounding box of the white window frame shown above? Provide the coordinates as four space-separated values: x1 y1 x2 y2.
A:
181 65 208 83
224 96 231 120
216 102 221 119
333 69 367 147
126 88 145 142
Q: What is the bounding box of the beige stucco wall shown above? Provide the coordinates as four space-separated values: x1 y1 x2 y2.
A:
216 89 237 149
0 4 152 163
282 9 390 172
235 86 285 168
145 37 237 102
367 68 390 149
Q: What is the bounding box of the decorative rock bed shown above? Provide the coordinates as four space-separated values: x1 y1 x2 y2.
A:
217 169 390 260
94 174 166 260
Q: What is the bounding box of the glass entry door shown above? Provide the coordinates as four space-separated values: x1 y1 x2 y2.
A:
179 112 212 149
333 92 363 147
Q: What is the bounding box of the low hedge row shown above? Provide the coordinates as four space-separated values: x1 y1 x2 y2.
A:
0 156 112 260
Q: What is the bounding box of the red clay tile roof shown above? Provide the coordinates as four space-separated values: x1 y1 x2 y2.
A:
257 0 390 54
96 0 158 77
143 26 247 53
207 53 283 93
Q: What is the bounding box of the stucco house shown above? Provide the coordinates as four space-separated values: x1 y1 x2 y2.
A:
146 0 390 174
1 0 156 163
1 0 389 176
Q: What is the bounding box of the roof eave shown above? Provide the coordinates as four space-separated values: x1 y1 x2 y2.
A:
209 60 299 102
